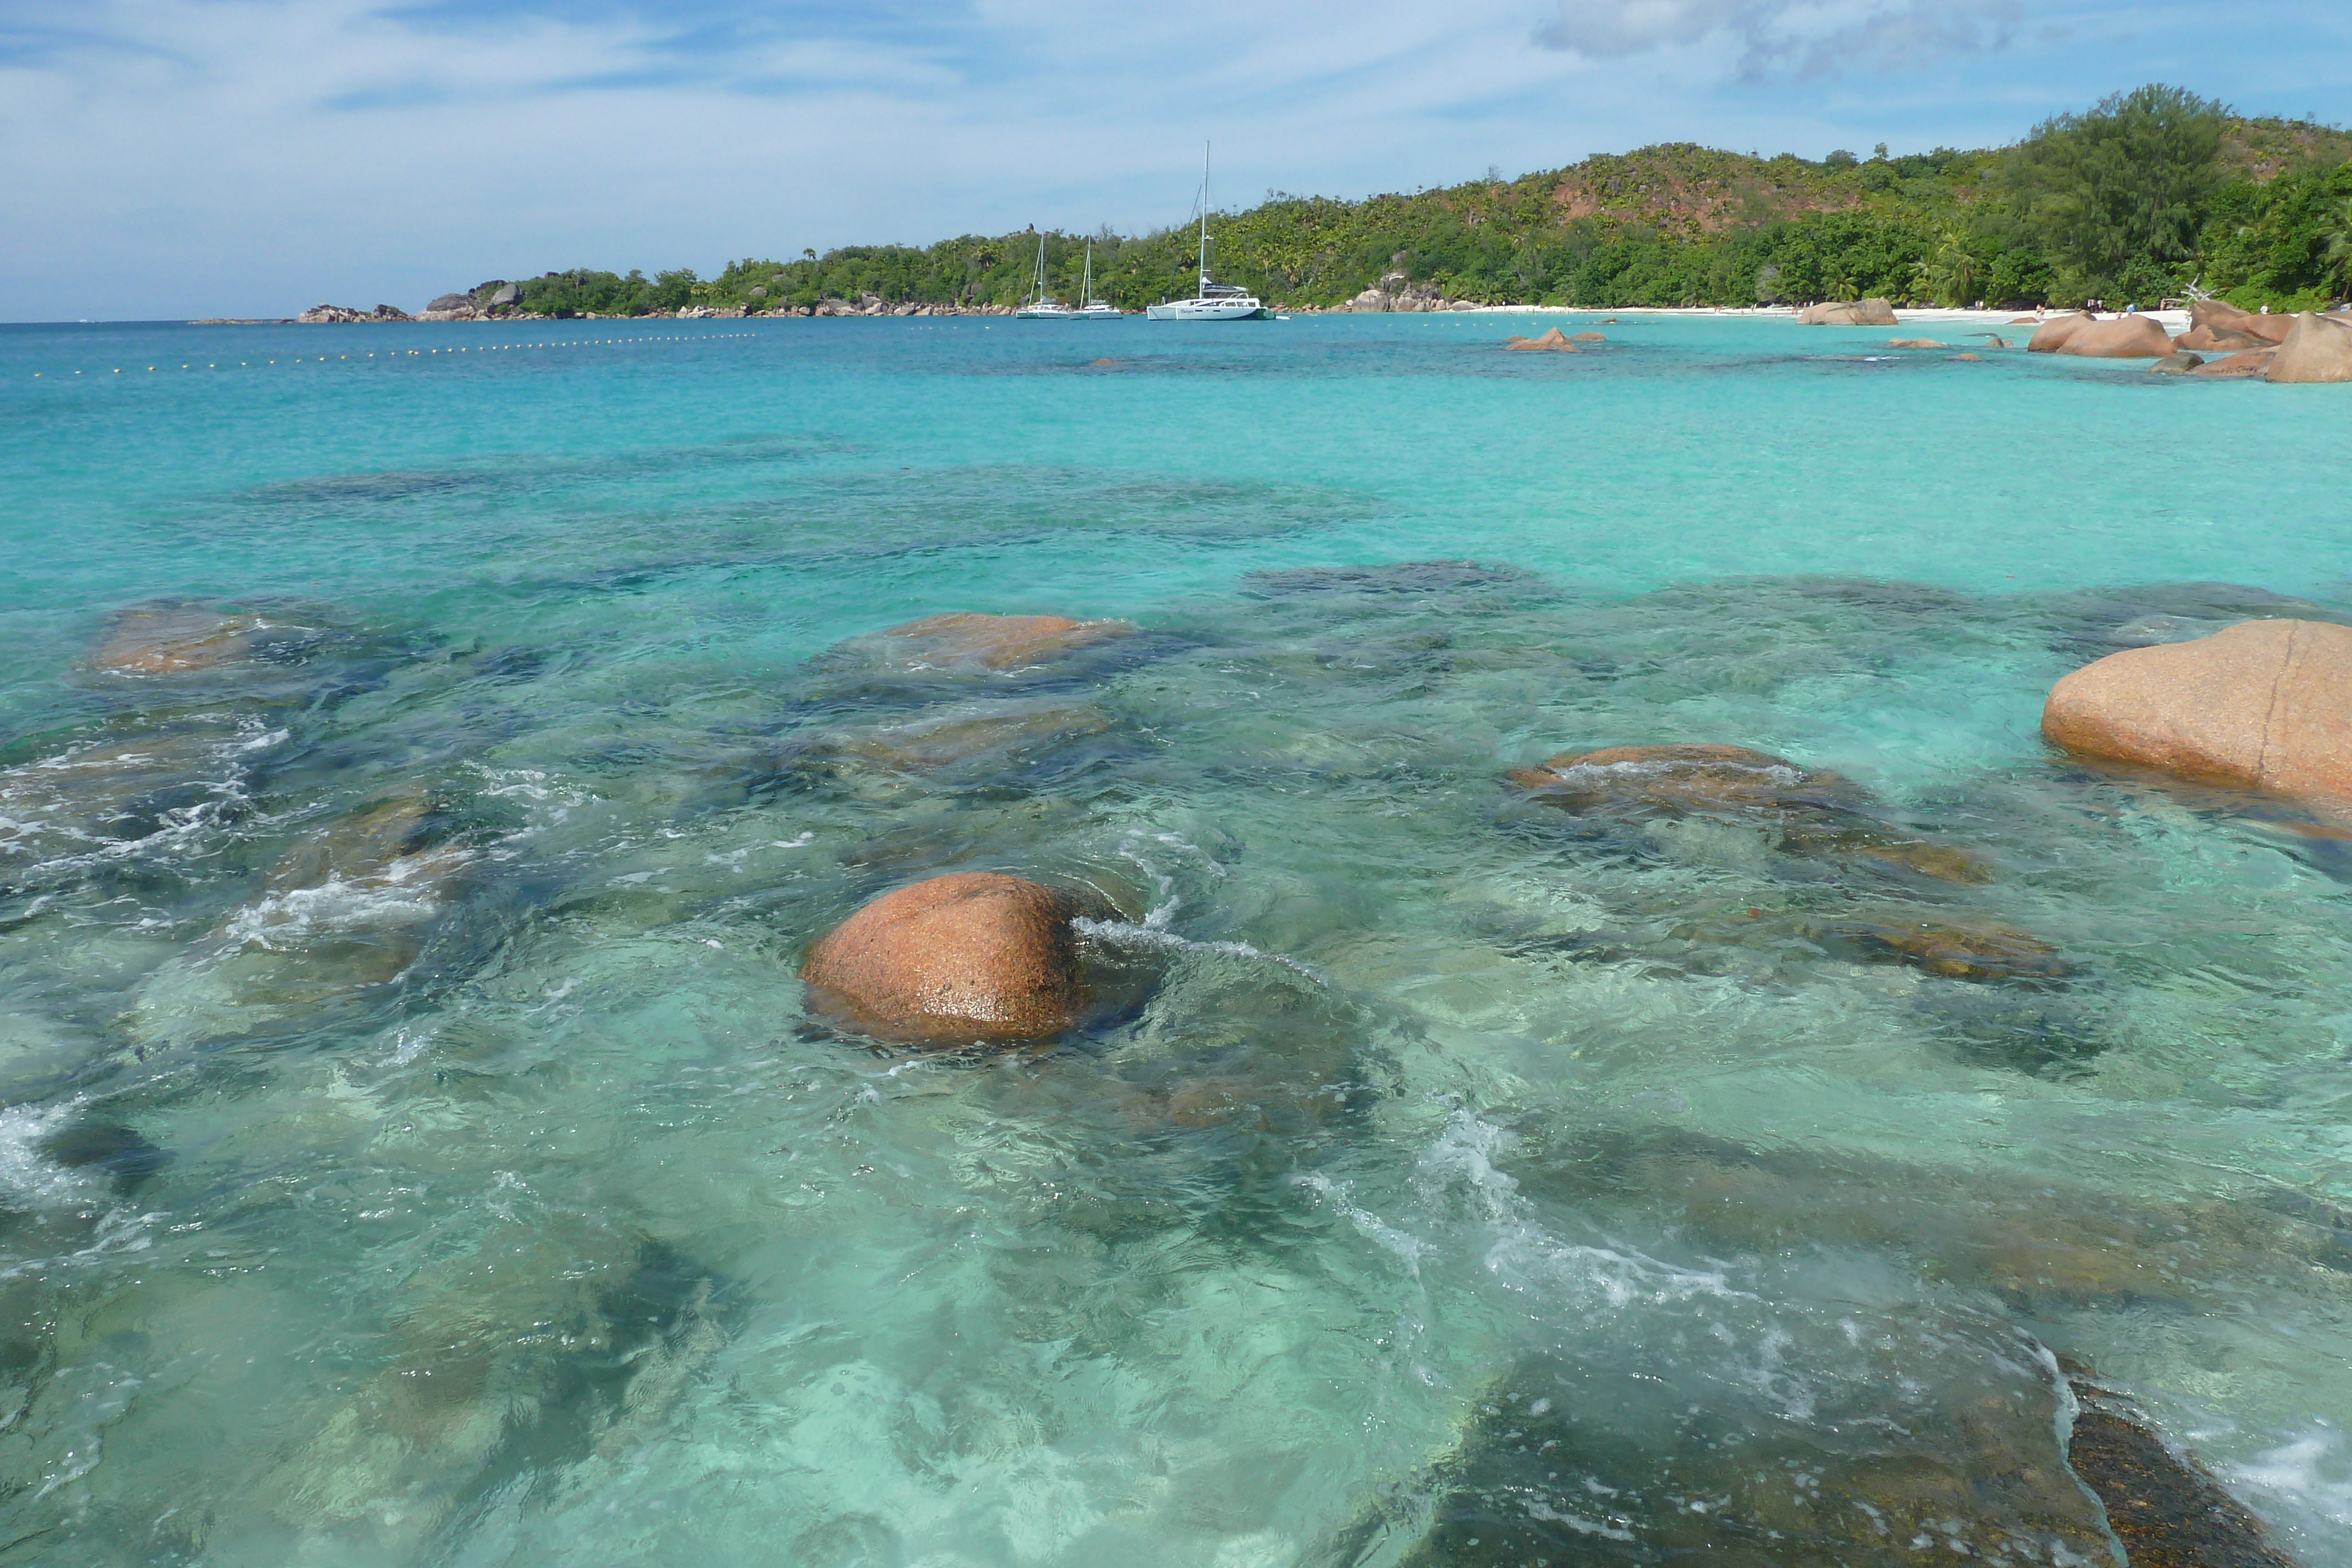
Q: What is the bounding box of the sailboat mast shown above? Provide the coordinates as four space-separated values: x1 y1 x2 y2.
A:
1198 142 1210 298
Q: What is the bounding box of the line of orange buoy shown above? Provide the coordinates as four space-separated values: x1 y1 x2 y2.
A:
21 332 761 379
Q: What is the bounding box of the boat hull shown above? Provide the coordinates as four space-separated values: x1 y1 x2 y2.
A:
1145 300 1268 321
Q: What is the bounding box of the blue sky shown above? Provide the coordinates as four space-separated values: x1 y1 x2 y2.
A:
2 0 2347 320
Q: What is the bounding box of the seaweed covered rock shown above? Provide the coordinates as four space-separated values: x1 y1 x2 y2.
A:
92 603 268 674
801 872 1104 1044
2043 618 2352 804
1813 912 2067 982
1508 744 1991 883
1508 743 1846 811
2064 1365 2299 1568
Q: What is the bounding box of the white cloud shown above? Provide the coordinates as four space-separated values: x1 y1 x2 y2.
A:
1538 0 2022 79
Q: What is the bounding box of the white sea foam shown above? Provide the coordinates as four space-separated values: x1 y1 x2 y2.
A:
2226 1424 2352 1533
0 1101 95 1204
222 851 462 951
1071 916 1322 981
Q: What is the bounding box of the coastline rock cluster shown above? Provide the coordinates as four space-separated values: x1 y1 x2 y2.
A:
295 303 414 324
2020 296 2352 382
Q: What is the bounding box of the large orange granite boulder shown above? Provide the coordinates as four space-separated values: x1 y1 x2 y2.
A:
2176 298 2295 352
2266 312 2352 383
2043 619 2352 802
2052 316 2173 359
801 872 1103 1044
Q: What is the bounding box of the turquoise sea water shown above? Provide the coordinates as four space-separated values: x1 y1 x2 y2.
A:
2 313 2350 1564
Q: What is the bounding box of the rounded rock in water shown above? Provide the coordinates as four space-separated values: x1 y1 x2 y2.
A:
801 871 1108 1045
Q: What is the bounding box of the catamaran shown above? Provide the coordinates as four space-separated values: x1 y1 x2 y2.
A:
1147 145 1268 322
1076 243 1120 319
1013 236 1074 320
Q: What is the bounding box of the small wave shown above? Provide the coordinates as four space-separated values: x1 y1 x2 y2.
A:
1297 1172 1429 1274
222 851 464 950
1071 916 1321 981
0 1101 96 1205
1534 758 1803 791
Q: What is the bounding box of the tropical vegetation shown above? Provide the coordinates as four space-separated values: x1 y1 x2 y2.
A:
505 86 2351 317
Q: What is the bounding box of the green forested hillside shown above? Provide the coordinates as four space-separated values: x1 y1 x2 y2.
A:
510 87 2352 317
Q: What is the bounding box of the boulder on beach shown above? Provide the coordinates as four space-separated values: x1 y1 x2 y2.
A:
2053 316 2173 359
878 611 1133 670
2177 297 2296 352
2007 315 2041 325
801 872 1103 1044
2147 351 2205 375
2190 349 2276 379
2043 618 2352 803
2266 311 2352 383
1796 299 1899 326
1504 327 1574 352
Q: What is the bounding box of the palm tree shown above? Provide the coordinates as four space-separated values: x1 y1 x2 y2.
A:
2321 198 2352 300
1911 227 1982 307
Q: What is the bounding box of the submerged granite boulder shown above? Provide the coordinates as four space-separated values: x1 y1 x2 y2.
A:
1508 743 1840 811
92 603 266 673
1570 330 1605 342
876 612 1133 671
2043 618 2352 803
2148 350 2204 375
1815 913 2067 982
801 872 1102 1044
2266 310 2352 383
1503 327 1573 352
1508 744 1992 883
1886 337 1949 349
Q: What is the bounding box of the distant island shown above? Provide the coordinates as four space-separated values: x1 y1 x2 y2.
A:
272 86 2351 325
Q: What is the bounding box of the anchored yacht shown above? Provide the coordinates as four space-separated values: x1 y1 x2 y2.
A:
1147 146 1268 322
1013 236 1074 319
1076 243 1121 319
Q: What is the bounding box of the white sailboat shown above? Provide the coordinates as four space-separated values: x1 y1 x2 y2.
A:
1014 235 1074 320
1076 243 1121 319
1147 145 1268 322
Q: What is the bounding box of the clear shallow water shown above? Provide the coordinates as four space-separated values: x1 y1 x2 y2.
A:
2 314 2350 1565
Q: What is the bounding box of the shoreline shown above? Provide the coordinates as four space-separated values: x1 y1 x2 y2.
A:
188 305 2179 329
